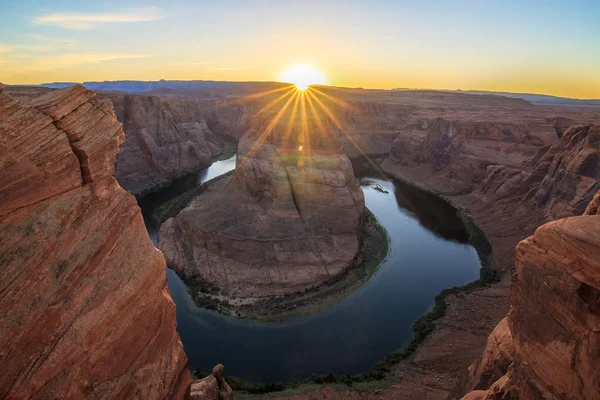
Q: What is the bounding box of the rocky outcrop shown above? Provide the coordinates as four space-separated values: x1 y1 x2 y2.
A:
385 119 600 222
458 194 600 400
106 93 227 196
478 124 600 219
5 86 228 197
457 318 515 395
0 85 189 399
386 116 563 193
190 365 233 400
159 104 365 299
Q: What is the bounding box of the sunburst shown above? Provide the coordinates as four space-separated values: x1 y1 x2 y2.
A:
227 73 385 179
279 64 327 91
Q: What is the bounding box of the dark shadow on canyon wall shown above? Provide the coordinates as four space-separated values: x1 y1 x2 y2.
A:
391 178 470 244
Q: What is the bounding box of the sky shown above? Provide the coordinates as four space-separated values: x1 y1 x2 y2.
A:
1 1 599 98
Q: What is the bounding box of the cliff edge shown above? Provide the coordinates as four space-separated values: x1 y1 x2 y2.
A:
0 85 190 399
458 190 600 399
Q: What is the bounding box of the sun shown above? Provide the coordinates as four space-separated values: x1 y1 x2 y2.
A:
279 64 327 91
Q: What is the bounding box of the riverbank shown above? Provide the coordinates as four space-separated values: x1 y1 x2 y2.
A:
183 207 389 321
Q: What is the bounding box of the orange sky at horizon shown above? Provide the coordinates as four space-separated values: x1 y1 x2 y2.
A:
1 1 599 99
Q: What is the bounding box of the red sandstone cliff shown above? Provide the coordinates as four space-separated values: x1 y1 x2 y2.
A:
0 85 190 399
5 87 229 197
458 192 600 399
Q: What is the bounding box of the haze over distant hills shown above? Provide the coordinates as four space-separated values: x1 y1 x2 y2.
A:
454 89 600 106
20 80 600 106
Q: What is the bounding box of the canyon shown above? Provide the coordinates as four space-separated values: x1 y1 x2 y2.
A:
2 81 600 399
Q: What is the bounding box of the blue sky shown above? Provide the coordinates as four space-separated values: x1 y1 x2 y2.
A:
1 1 599 97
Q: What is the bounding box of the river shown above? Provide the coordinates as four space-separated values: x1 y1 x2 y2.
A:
140 155 481 382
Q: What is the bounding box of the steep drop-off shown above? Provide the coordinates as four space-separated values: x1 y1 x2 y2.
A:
106 93 228 196
5 86 230 197
0 85 190 399
458 196 600 399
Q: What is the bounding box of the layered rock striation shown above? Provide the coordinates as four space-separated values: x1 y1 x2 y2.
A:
5 86 228 197
479 124 600 219
159 106 365 299
107 93 227 196
0 85 189 399
386 115 568 192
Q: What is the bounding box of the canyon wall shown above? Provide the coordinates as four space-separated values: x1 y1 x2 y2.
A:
5 86 229 197
106 93 227 196
0 85 190 399
458 194 600 399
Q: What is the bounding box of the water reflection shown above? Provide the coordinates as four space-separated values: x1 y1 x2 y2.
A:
363 177 469 243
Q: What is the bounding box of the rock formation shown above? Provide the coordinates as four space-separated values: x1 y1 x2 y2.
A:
0 85 190 399
159 102 365 298
106 93 227 196
5 86 229 197
375 108 599 398
478 124 600 219
458 189 600 399
386 115 565 192
190 365 233 400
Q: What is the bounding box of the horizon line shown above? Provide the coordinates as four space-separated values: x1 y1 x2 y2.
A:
2 79 599 102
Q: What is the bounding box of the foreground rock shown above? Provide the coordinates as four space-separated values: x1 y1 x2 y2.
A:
159 106 365 299
0 85 189 399
190 365 233 400
458 193 600 399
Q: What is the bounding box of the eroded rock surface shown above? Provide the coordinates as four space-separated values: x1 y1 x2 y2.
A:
479 124 600 219
107 93 227 196
5 86 228 197
159 104 365 298
190 364 233 400
0 85 189 399
459 201 600 400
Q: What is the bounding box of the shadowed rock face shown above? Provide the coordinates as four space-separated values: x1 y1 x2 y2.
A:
0 85 189 399
458 193 600 400
387 116 564 192
478 124 600 219
159 102 365 298
106 93 226 196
